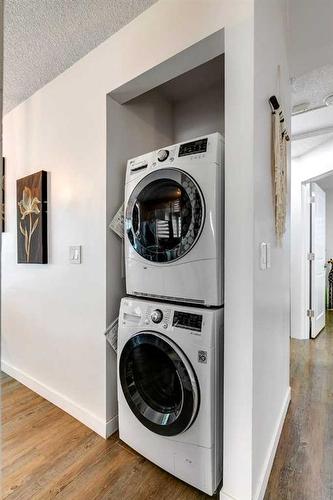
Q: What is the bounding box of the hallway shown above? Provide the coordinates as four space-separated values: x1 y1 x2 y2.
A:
265 311 333 499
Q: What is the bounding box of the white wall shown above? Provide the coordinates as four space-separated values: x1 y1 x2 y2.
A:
2 76 109 435
291 138 333 339
252 1 291 498
1 0 291 498
287 0 333 78
173 84 224 143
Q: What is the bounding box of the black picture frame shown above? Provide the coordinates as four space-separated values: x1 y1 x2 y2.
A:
17 170 48 264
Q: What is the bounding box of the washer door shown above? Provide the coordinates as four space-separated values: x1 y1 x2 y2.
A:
119 331 200 436
125 169 204 263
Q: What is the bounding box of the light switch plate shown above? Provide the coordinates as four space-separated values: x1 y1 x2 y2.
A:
260 242 267 270
266 243 271 269
69 245 81 264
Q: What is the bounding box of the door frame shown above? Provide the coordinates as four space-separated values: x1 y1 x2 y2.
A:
299 181 311 339
299 174 330 339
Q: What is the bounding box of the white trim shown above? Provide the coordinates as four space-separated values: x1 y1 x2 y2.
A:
1 360 118 439
220 491 238 500
106 415 119 438
254 387 291 500
301 182 311 340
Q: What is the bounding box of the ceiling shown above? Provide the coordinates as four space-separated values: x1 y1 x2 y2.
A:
291 133 333 159
314 172 333 191
288 0 333 112
5 0 333 119
4 0 157 114
291 64 333 111
291 106 333 158
288 1 333 156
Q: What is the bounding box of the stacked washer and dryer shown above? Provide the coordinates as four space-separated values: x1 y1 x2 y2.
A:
117 132 224 496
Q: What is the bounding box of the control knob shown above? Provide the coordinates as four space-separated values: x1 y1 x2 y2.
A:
157 149 169 162
151 309 163 323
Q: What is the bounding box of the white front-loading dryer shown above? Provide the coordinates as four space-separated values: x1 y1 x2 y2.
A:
117 297 223 495
124 132 224 307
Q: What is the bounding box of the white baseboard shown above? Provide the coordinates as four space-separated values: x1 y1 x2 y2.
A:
254 386 291 500
106 414 119 438
220 492 238 500
1 360 118 439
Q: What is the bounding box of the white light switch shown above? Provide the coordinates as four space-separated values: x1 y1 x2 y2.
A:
266 243 271 269
260 242 267 270
69 246 81 264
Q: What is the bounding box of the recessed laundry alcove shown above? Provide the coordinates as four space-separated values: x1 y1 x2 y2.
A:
105 30 224 425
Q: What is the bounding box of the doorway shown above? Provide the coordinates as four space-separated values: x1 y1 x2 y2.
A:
296 172 333 339
307 181 326 338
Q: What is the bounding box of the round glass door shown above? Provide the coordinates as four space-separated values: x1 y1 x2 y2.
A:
125 169 204 263
119 332 199 436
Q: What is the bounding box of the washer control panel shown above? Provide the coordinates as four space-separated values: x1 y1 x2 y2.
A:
144 305 172 329
173 311 203 332
142 305 203 333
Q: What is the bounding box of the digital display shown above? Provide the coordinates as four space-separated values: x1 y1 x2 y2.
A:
173 311 203 332
178 138 208 157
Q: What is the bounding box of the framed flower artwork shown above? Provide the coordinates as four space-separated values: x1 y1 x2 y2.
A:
17 170 48 263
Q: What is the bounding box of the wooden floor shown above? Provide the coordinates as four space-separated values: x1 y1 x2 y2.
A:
265 311 333 500
3 312 333 500
1 372 209 499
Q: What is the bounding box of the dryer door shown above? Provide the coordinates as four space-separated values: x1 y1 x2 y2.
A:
119 331 200 436
125 169 204 263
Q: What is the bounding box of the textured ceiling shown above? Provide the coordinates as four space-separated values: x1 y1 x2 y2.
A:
287 0 333 113
4 0 157 113
292 64 333 110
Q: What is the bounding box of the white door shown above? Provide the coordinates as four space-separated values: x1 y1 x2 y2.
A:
310 183 326 338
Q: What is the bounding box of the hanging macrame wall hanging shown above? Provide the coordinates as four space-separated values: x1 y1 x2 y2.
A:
269 95 290 245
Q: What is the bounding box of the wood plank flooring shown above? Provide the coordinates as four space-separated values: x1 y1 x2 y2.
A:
3 311 333 499
265 311 333 500
1 372 209 499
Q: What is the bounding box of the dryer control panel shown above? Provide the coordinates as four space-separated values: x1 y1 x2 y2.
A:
178 138 208 157
126 132 223 183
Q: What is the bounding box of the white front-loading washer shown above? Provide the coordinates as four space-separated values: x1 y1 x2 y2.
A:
117 297 223 495
124 132 224 307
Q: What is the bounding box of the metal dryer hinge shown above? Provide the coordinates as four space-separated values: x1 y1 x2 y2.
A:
307 252 315 261
307 309 314 318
